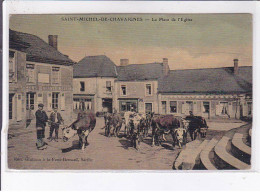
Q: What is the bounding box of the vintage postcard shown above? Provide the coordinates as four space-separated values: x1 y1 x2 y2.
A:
7 13 252 170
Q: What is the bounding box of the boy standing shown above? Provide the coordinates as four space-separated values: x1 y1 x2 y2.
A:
48 107 64 142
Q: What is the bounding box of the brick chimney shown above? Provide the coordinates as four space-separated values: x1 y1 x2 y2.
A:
162 58 170 76
48 35 58 50
120 59 129 66
234 59 239 75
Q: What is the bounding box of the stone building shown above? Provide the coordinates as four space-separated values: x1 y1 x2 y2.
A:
9 42 27 128
114 58 168 114
157 60 252 119
9 30 74 127
73 55 252 119
73 55 117 114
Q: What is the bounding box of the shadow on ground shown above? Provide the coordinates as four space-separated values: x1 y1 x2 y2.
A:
61 140 87 153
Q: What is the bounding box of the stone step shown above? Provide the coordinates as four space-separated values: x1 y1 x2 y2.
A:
173 139 209 170
200 138 218 170
214 136 250 170
231 132 251 164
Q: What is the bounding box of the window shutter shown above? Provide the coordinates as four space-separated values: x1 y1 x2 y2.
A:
216 104 222 116
37 93 43 104
88 101 92 110
16 94 22 121
228 103 233 117
47 92 52 111
181 103 185 114
193 102 197 114
243 103 248 116
61 93 65 111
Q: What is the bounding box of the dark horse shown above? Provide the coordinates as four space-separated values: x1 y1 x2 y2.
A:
184 116 208 141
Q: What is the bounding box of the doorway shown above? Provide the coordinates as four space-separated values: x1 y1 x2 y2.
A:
9 93 14 120
102 98 113 113
145 103 153 114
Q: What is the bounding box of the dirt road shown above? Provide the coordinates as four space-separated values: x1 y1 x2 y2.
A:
8 117 180 170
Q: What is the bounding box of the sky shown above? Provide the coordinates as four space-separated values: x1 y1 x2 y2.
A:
10 14 252 70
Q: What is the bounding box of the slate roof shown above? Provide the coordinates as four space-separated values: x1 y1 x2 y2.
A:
158 66 252 94
116 63 164 81
73 55 117 78
9 29 74 66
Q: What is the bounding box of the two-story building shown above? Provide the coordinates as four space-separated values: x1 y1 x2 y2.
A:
73 55 117 114
114 58 169 114
9 30 74 127
9 38 28 128
157 59 252 119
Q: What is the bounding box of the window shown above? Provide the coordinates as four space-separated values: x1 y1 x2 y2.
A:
146 84 152 96
9 51 16 82
119 100 138 112
73 98 92 111
51 67 60 84
52 92 59 109
9 51 15 73
203 102 210 113
186 101 193 112
26 64 35 83
161 101 167 114
220 102 228 115
26 93 35 110
9 94 14 119
121 85 126 96
248 102 252 115
170 101 177 113
80 82 85 92
106 81 112 92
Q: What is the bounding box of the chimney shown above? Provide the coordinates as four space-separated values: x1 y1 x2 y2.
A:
48 35 58 50
233 59 239 75
162 58 170 76
120 59 129 66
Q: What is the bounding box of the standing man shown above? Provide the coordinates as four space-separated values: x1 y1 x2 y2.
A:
48 107 64 142
35 103 48 150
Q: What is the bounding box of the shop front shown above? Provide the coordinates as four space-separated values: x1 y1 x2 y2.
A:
118 98 138 112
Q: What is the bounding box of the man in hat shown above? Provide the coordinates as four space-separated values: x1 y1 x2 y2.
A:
48 107 64 142
35 103 48 150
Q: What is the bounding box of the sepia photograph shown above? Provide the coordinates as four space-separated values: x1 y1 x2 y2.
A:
7 13 252 170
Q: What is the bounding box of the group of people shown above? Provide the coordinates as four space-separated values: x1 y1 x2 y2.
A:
35 103 64 150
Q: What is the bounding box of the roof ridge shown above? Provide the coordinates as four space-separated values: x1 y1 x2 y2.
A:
169 66 252 72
